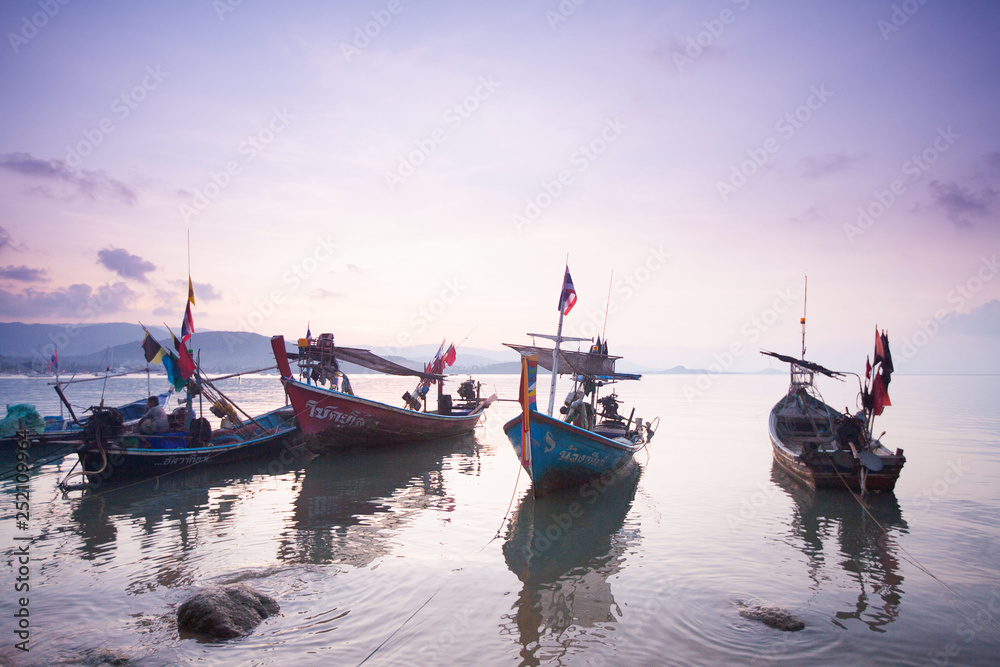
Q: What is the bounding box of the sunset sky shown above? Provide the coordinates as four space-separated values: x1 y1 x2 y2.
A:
1 1 998 374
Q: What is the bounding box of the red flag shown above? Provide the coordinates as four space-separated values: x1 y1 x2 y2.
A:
444 344 457 367
865 356 872 380
558 266 577 316
169 328 196 381
871 372 891 416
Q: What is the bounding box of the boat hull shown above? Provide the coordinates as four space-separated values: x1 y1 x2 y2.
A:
282 377 486 448
74 407 309 486
503 410 642 497
768 392 905 492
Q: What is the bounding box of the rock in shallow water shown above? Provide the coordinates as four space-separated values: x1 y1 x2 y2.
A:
77 648 130 665
736 601 805 632
177 583 280 640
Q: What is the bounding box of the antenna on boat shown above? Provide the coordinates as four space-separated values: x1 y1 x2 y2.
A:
801 275 808 359
601 270 613 342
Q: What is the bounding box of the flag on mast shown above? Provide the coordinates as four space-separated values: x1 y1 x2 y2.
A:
167 326 196 381
141 328 167 364
518 352 538 470
187 276 196 305
181 301 195 342
558 266 577 315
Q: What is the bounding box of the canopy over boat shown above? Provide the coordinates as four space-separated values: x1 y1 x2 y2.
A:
286 343 443 381
760 350 845 379
503 343 640 381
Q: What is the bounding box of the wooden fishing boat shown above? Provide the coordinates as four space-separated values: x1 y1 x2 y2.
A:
502 266 656 497
63 406 308 487
762 283 904 493
271 334 493 448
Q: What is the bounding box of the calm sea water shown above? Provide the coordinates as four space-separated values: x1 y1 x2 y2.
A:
1 372 998 666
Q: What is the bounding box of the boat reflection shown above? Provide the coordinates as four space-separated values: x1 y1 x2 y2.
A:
280 433 479 567
68 457 300 594
772 463 907 632
501 460 641 666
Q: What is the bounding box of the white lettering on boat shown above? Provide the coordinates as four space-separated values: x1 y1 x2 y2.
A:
305 401 370 428
159 455 210 466
556 449 607 468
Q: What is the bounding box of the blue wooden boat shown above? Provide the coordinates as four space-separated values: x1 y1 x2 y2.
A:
502 266 657 497
503 408 647 497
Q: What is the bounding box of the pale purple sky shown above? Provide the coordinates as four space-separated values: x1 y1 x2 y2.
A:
1 1 998 373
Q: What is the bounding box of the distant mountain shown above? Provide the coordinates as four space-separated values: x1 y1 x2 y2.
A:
0 323 478 375
0 322 169 359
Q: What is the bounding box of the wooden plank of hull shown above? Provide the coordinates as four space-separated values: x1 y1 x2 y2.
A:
503 411 641 497
284 378 485 447
768 397 904 493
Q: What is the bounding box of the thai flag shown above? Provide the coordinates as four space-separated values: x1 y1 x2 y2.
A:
558 266 577 315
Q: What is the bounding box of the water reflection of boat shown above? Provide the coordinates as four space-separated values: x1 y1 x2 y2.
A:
772 463 907 632
68 454 303 592
501 460 641 664
283 434 475 567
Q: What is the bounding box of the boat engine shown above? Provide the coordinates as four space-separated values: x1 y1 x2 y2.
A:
597 394 624 424
82 407 124 446
458 379 479 402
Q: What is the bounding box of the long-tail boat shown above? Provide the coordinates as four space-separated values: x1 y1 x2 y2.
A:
270 333 493 448
62 404 307 488
762 280 905 493
502 266 656 497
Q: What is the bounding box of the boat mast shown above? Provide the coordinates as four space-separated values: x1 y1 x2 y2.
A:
801 275 807 359
548 305 565 417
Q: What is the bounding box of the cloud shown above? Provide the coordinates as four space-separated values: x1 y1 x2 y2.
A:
789 205 825 225
947 299 1000 337
799 153 861 179
0 282 137 319
0 152 137 205
98 247 156 282
0 227 12 252
309 288 345 299
0 265 48 282
927 180 998 227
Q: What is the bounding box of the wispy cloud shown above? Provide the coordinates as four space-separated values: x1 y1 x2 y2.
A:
947 299 1000 337
799 153 861 179
927 180 998 227
309 288 345 299
0 152 137 205
0 282 137 318
97 247 156 282
0 265 48 282
0 227 12 252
